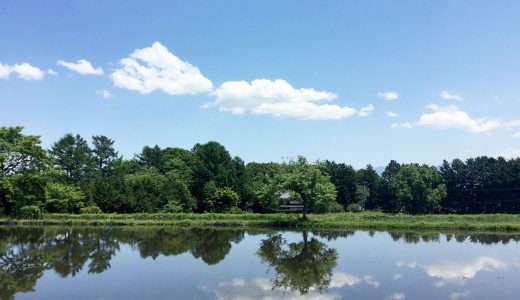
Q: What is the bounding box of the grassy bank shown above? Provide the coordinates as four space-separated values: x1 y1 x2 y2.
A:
2 212 520 232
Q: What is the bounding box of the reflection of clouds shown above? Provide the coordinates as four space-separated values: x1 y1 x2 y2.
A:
449 291 471 300
397 257 510 286
363 275 380 288
214 272 380 300
329 272 361 288
425 257 505 281
386 292 405 300
330 272 380 289
219 278 246 287
215 278 341 300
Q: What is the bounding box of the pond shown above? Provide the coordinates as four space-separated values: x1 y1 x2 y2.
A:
1 226 520 299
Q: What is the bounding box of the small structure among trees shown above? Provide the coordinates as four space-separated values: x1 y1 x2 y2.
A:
278 191 304 212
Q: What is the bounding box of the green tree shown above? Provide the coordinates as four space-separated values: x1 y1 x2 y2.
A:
246 162 284 212
356 164 381 210
390 164 447 214
44 182 85 213
319 160 357 208
0 126 48 215
137 145 164 171
212 187 240 212
379 160 402 212
123 169 172 213
49 134 93 183
279 156 337 218
164 180 196 213
92 135 119 177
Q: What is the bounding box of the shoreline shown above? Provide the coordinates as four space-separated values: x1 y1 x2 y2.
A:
2 212 520 233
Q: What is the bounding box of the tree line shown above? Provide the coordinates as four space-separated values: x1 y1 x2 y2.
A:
1 126 519 216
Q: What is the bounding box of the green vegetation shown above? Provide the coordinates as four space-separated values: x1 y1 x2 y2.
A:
3 212 520 232
2 126 520 219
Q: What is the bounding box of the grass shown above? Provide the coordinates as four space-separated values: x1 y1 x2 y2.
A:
2 212 520 232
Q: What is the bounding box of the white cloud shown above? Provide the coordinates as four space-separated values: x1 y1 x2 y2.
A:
97 89 114 99
392 273 403 280
440 91 462 101
386 111 398 117
504 119 520 129
213 79 358 120
498 147 520 159
386 292 405 300
358 104 375 117
378 91 399 101
513 132 520 138
110 41 212 95
0 62 45 80
416 104 500 133
391 122 412 129
57 59 104 75
450 291 471 300
47 69 58 75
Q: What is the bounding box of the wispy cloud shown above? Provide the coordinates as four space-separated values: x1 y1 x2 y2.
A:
498 147 520 158
386 111 398 117
57 59 104 75
378 91 399 101
110 41 212 95
97 89 114 99
386 292 405 300
358 104 375 117
440 91 462 101
391 122 412 129
0 62 45 80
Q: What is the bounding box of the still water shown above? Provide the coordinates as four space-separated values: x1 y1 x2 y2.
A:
1 226 520 300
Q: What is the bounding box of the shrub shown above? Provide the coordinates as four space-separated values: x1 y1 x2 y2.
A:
162 201 182 213
346 203 363 213
328 202 344 213
45 183 86 213
45 199 69 213
227 207 244 214
19 205 42 219
80 206 103 214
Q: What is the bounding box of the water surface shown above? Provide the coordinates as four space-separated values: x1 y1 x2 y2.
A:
1 226 520 299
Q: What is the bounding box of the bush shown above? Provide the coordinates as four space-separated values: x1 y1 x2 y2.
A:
45 199 69 213
19 205 42 219
346 203 363 213
80 206 103 214
162 201 182 213
227 207 244 214
45 183 86 213
328 202 344 213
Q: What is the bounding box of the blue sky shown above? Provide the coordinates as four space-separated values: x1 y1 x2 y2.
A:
1 0 520 168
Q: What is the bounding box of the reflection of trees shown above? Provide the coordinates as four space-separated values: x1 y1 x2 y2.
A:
257 231 338 295
388 231 520 245
130 228 244 265
0 226 245 299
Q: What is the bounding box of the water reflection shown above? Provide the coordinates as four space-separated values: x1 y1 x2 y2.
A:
1 227 520 299
257 231 338 294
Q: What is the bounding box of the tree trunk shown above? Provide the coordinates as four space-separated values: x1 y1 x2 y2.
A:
0 191 11 215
